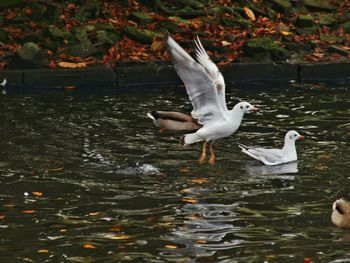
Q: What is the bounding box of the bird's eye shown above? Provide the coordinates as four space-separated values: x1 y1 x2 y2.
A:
294 134 297 137
240 106 243 109
246 105 249 108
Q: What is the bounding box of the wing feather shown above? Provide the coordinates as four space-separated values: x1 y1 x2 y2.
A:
166 36 227 125
194 36 227 111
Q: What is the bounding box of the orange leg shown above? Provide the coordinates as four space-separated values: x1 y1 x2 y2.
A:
198 141 207 164
159 128 166 133
208 143 216 165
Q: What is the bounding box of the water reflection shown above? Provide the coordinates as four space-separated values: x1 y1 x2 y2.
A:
161 181 241 259
244 161 298 176
0 84 349 262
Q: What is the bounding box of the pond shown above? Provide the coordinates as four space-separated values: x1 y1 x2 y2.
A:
0 82 350 262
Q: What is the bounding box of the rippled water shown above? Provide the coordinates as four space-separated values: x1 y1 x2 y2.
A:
0 83 350 262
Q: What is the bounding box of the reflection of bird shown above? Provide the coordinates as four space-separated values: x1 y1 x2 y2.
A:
147 36 258 165
332 198 350 228
238 130 304 166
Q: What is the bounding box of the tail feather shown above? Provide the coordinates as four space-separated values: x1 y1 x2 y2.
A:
238 143 261 162
146 112 155 121
181 133 203 147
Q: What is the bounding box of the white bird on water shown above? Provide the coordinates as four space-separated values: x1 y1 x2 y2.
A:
147 36 258 165
0 78 6 87
1 78 7 95
238 130 304 166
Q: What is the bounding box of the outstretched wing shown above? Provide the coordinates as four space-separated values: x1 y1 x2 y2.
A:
166 35 227 125
194 36 227 112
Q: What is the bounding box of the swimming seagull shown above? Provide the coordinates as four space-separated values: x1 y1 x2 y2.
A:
238 130 304 166
147 36 258 165
331 198 350 228
0 78 6 87
1 78 6 95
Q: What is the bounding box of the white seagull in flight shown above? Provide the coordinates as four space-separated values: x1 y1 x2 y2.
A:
147 36 258 164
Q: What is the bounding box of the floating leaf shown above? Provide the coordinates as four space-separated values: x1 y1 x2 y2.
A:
244 6 256 21
189 179 209 183
110 226 122 232
108 234 130 240
37 249 49 253
58 61 87 69
304 257 313 263
22 210 36 214
0 214 5 219
164 244 177 249
182 197 198 204
32 192 43 197
83 243 96 249
88 212 101 216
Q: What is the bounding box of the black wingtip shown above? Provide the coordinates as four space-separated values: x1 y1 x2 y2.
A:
180 135 185 147
151 111 162 119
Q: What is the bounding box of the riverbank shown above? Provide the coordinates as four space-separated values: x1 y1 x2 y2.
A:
0 60 349 89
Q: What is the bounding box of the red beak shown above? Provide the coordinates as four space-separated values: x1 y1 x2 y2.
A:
251 106 259 112
298 135 305 141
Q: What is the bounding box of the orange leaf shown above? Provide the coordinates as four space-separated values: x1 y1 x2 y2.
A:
83 243 96 249
32 192 43 196
110 226 122 232
22 210 36 214
37 249 49 253
164 244 177 249
244 6 256 21
182 197 198 204
0 214 6 219
280 30 291 36
58 61 86 69
189 179 209 183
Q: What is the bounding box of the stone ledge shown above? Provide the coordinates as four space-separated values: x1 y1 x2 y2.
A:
0 61 349 89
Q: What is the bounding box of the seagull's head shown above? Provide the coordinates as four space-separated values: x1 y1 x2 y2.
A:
285 130 304 142
331 198 350 228
235 101 259 114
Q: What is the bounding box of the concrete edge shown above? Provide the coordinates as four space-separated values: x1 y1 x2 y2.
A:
0 60 349 89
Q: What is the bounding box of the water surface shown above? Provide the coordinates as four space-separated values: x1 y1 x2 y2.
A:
0 83 350 262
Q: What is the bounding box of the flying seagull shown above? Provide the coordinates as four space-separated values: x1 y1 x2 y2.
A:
238 130 304 166
147 36 258 165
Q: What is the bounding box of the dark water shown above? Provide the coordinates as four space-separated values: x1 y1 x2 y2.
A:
0 83 350 263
